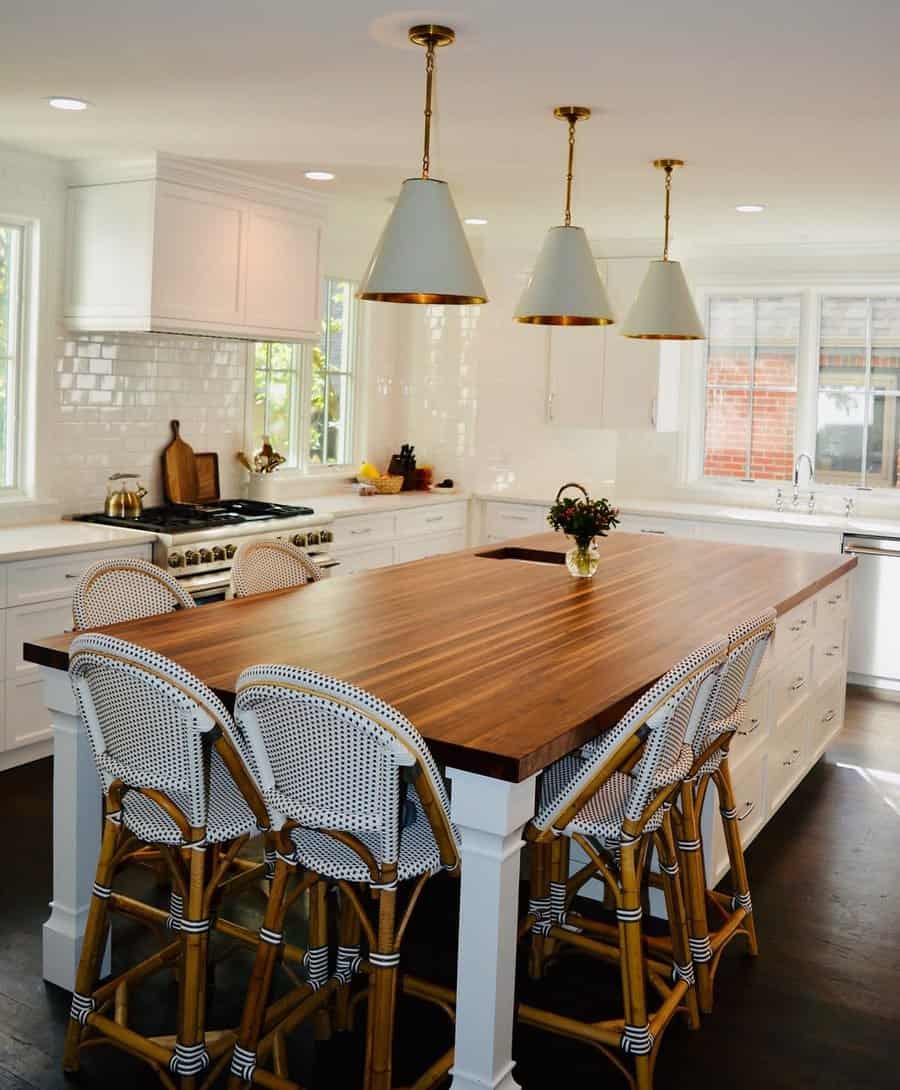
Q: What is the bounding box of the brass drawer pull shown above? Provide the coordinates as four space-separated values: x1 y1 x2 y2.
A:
350 527 373 536
425 515 445 523
782 747 801 767
828 593 843 605
738 717 761 737
825 644 841 657
790 676 805 691
737 802 755 822
789 623 802 633
822 710 836 723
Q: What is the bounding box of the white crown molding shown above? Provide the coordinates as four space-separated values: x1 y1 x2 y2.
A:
66 152 330 217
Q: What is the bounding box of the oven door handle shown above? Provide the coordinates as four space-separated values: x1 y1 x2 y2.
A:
844 542 900 558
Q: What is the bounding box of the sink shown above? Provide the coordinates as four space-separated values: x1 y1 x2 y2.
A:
476 546 565 565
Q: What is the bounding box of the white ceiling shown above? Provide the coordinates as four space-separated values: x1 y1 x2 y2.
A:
3 1 900 250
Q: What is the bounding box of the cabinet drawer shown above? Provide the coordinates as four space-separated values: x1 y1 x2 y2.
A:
768 703 808 814
329 543 395 576
5 599 74 682
817 575 849 627
4 675 52 751
396 530 466 565
731 683 769 766
6 544 151 607
484 502 546 540
332 513 397 548
711 746 765 878
773 642 813 722
773 599 814 658
618 514 692 538
396 502 467 539
815 617 847 684
811 677 844 757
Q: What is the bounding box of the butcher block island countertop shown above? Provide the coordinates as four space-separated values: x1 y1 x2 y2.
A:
23 531 856 782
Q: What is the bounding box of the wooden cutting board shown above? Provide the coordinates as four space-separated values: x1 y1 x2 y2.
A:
194 452 220 503
161 420 198 504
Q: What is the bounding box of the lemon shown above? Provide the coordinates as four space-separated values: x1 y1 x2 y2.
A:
359 461 380 480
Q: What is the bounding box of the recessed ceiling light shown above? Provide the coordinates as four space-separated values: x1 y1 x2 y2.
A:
48 96 89 111
464 217 488 225
304 170 335 181
735 203 766 213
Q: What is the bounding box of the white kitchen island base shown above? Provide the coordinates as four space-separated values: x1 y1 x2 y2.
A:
40 667 109 991
446 768 537 1090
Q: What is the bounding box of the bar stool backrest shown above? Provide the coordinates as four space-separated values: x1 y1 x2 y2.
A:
230 541 323 599
68 633 235 830
535 638 728 835
73 557 196 629
234 664 460 870
688 609 777 757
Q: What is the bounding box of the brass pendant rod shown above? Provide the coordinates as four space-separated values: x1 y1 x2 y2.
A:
564 118 576 227
662 164 673 260
422 39 436 179
652 159 684 261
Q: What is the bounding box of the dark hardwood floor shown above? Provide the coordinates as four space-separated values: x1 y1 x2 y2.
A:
1 688 896 1089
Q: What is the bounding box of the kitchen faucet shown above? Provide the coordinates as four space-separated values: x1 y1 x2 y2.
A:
792 453 815 508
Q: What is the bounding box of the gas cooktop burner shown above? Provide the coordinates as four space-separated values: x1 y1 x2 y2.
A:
75 499 315 534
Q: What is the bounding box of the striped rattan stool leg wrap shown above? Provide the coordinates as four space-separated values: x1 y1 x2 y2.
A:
616 843 653 1090
655 811 700 1030
365 886 400 1090
714 759 759 955
675 778 716 1014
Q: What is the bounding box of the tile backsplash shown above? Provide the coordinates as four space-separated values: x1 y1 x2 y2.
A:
53 333 247 513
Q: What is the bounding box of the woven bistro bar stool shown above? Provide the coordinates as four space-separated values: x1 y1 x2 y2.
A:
225 664 461 1090
230 541 323 599
62 633 279 1089
658 609 776 1013
521 638 728 1090
73 556 196 629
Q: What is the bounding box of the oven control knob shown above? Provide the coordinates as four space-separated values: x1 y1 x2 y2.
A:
319 528 333 544
292 533 307 547
184 550 200 567
168 552 183 568
198 548 213 564
212 545 225 561
306 531 320 547
225 543 237 558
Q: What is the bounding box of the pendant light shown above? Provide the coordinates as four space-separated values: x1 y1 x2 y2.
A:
358 25 487 305
514 107 614 325
621 159 705 340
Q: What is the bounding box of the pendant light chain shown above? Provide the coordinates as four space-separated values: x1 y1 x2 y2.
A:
421 38 437 179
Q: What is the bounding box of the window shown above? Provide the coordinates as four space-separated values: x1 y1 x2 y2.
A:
0 222 24 489
816 296 900 489
251 278 358 470
702 295 801 481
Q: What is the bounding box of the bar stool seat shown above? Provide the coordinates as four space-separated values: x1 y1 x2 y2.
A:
120 749 260 846
290 785 452 883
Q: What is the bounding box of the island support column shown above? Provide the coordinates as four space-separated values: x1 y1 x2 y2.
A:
446 768 537 1090
40 667 109 992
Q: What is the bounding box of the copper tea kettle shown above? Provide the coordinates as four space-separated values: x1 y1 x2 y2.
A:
104 473 148 519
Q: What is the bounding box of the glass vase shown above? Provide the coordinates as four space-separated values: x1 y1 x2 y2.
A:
565 538 600 578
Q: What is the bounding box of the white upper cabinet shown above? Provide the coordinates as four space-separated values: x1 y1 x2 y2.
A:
546 256 667 430
64 155 326 342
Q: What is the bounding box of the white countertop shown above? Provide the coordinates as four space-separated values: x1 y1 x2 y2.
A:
476 491 900 539
0 521 157 563
304 490 468 518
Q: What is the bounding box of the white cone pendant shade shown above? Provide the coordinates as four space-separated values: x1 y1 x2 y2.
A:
358 177 487 304
514 225 614 325
513 106 613 326
623 158 705 340
358 24 487 306
621 259 705 340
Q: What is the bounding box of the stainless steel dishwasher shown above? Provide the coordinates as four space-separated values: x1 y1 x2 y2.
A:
842 534 900 682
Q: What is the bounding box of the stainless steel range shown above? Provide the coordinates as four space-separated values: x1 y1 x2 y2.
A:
75 499 336 602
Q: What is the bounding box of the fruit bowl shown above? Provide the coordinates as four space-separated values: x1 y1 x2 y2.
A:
365 475 404 494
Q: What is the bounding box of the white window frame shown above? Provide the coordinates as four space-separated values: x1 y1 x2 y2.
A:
0 217 32 495
686 279 900 497
244 277 364 477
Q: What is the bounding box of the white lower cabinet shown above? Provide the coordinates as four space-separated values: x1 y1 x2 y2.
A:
330 502 469 578
0 542 152 767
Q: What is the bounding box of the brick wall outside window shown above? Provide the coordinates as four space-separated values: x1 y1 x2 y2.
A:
703 296 801 481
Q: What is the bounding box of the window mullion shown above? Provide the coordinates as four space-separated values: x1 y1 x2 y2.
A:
861 297 873 489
